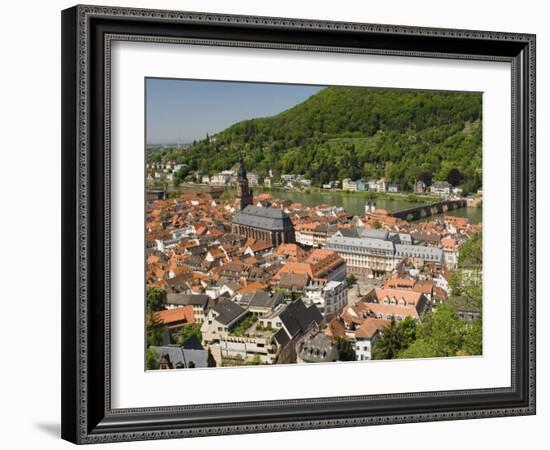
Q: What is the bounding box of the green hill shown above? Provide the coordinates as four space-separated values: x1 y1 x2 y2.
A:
173 86 482 193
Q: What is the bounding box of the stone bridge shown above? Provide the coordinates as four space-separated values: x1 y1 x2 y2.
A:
390 199 467 221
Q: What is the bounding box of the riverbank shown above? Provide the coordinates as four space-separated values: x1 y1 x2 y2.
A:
258 187 440 204
157 183 481 223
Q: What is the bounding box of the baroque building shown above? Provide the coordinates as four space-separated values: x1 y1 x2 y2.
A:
326 228 443 279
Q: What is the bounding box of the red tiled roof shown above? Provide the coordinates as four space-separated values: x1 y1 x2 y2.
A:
355 318 390 339
150 305 194 326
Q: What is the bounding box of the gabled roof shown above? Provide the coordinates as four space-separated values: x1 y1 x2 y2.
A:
273 328 290 347
327 234 395 252
274 262 314 280
355 318 390 339
212 299 246 325
279 272 309 291
150 345 209 369
151 306 195 326
276 243 307 259
368 287 424 306
240 291 283 309
395 243 443 261
233 205 291 231
298 332 338 363
166 293 210 307
279 300 323 339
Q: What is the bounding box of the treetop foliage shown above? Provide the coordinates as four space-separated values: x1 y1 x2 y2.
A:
159 86 482 193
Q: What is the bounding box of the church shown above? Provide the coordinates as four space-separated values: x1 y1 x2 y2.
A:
231 160 295 246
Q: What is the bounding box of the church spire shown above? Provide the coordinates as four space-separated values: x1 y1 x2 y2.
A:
237 157 247 180
234 156 253 211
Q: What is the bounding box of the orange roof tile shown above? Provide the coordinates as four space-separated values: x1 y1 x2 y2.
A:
150 306 195 326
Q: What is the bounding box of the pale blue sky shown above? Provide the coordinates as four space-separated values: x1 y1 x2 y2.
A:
146 78 323 144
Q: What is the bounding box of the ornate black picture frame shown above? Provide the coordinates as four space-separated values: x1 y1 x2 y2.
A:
61 4 536 444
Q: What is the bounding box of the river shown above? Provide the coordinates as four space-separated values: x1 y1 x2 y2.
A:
262 190 482 224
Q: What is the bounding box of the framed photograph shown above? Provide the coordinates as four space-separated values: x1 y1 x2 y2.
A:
61 4 536 444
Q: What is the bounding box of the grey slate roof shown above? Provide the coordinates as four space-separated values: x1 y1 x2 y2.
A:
279 300 323 339
298 332 339 363
181 334 204 350
240 291 284 310
411 231 441 244
233 205 290 231
273 328 290 347
186 255 204 268
213 299 246 325
398 233 413 244
166 293 209 307
150 345 210 369
357 228 390 240
337 228 361 238
327 235 395 253
337 228 390 241
328 232 443 264
395 243 443 262
182 349 209 368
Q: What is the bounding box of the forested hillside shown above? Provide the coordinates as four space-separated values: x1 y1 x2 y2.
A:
163 86 482 193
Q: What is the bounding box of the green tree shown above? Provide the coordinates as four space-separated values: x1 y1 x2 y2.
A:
155 87 482 193
422 305 465 356
447 168 464 186
458 232 483 267
146 312 164 347
462 319 482 356
146 347 159 370
335 337 356 361
372 317 417 360
147 286 166 313
177 324 202 345
345 274 357 286
398 338 437 359
396 304 473 359
450 232 483 309
246 355 263 365
418 170 432 186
